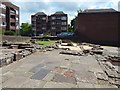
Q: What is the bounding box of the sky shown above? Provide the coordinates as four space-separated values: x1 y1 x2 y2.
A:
9 0 120 25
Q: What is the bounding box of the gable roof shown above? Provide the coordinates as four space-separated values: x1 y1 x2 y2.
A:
54 11 65 15
35 12 46 16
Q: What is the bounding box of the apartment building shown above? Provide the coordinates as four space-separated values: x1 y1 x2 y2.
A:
0 1 19 34
31 11 68 36
48 12 68 36
31 12 47 36
76 9 119 46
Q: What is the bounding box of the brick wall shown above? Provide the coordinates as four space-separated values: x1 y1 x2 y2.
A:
76 12 119 46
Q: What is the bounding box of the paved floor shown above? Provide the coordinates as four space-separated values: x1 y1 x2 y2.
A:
1 49 117 88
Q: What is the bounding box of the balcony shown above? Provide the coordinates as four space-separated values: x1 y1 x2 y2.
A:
10 18 15 22
10 10 16 15
10 26 16 30
2 8 6 14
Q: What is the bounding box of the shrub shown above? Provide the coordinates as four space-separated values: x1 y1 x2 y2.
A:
4 31 16 35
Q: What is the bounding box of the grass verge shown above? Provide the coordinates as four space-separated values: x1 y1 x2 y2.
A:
36 40 56 46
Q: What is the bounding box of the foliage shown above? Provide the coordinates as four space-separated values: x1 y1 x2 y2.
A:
4 30 16 35
44 33 51 37
68 17 76 33
77 9 84 13
20 23 32 36
68 24 73 32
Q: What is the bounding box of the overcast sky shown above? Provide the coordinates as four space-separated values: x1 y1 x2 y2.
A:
9 0 119 25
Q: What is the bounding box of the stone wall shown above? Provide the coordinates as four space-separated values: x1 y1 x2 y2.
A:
1 35 31 43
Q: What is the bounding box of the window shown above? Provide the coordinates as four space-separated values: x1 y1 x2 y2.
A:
42 17 46 20
11 22 15 26
56 22 61 25
32 17 36 21
61 27 67 30
0 13 5 17
16 10 19 15
32 17 35 19
51 27 56 30
16 22 19 26
61 22 66 25
16 17 19 21
42 27 46 30
56 17 61 19
16 26 19 29
32 28 36 31
32 21 36 24
11 15 15 19
51 22 55 25
61 16 67 20
51 17 56 20
10 10 15 14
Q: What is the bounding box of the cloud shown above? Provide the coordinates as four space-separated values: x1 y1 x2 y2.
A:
119 1 120 11
9 0 119 25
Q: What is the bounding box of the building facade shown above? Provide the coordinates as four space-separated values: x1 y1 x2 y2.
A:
31 11 68 36
76 9 119 46
31 12 47 36
0 1 19 34
48 12 68 36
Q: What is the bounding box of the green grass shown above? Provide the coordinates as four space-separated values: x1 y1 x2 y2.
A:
36 40 56 46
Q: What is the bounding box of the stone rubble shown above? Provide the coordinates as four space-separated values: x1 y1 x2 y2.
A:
0 41 39 67
59 50 84 56
1 39 119 88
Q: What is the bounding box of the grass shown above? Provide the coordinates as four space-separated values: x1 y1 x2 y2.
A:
36 40 56 46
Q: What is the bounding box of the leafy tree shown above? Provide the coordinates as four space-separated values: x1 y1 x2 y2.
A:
71 18 76 31
77 9 84 13
68 24 73 32
20 23 32 36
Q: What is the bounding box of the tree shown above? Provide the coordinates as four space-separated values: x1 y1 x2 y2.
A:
68 24 73 32
77 9 83 13
20 23 32 36
69 18 76 32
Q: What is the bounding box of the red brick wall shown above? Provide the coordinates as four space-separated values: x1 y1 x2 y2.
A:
76 12 119 45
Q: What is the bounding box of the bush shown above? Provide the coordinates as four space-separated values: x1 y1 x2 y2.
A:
0 29 5 35
4 31 16 35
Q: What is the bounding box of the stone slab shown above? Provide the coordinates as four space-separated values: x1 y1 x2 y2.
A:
2 77 28 88
29 64 44 73
52 74 76 84
43 72 55 81
31 68 50 80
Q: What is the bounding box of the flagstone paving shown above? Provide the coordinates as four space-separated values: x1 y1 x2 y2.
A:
1 49 118 88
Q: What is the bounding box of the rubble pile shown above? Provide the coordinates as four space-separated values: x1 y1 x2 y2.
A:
95 53 120 87
0 53 14 67
60 50 84 56
57 41 119 87
0 40 39 67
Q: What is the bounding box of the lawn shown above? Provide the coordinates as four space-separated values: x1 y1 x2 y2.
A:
36 40 56 46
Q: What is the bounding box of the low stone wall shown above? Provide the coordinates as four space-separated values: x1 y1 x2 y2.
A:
1 35 31 43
